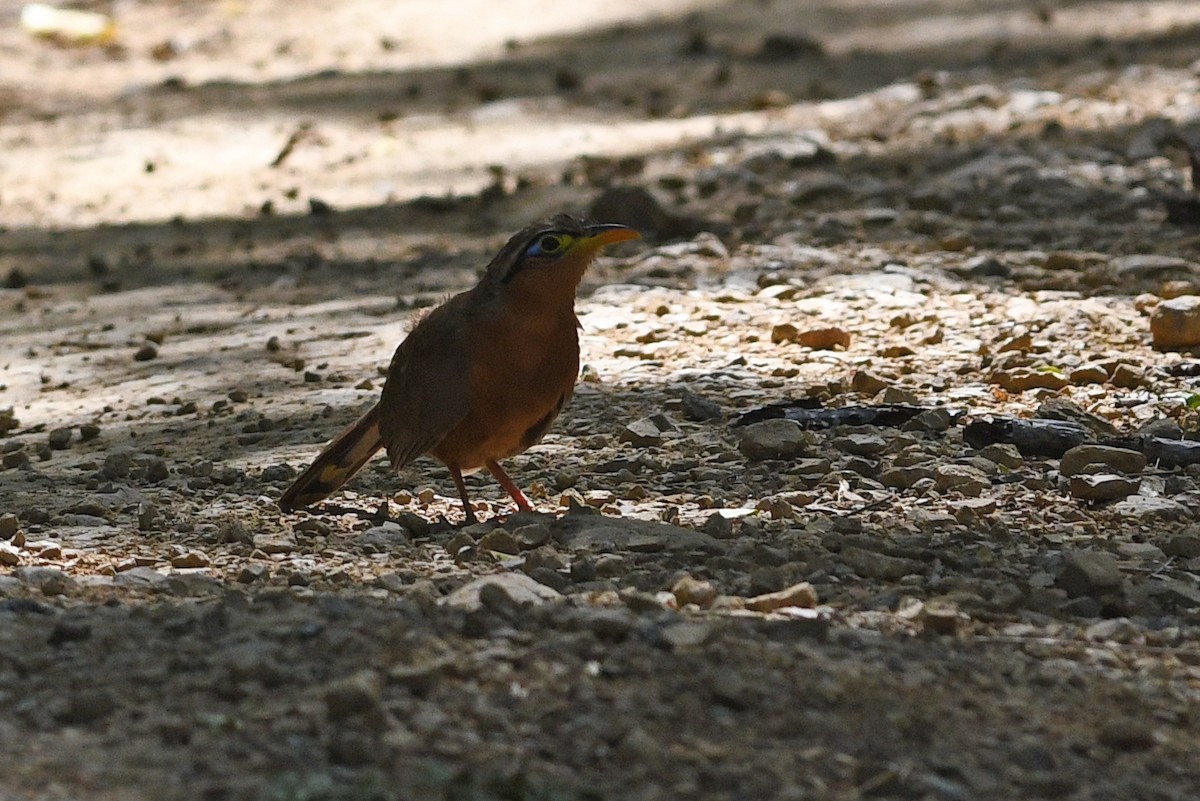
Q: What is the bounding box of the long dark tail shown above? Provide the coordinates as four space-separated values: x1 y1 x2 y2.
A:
279 403 385 511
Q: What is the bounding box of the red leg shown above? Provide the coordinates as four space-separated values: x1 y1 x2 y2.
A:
449 465 478 525
486 459 533 512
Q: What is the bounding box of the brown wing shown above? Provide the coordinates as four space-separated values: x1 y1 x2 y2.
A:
377 293 475 468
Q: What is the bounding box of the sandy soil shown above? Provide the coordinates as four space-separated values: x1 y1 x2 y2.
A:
3 1 1200 799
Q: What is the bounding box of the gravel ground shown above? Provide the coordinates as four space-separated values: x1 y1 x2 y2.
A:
3 2 1200 800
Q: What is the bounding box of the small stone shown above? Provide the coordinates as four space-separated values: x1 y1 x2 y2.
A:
439 572 561 611
1058 551 1123 598
880 465 935 489
701 513 735 539
978 443 1023 469
620 417 664 447
236 564 269 584
324 669 386 726
1069 474 1140 502
102 449 134 479
0 543 20 566
1164 527 1200 558
511 523 551 549
133 343 158 361
478 529 521 555
143 456 170 483
850 369 888 394
1097 720 1156 752
841 546 923 581
1151 295 1200 349
919 601 963 636
991 368 1069 392
796 327 850 350
744 581 818 612
1069 363 1109 385
15 566 75 596
832 432 887 456
658 621 713 650
137 502 159 531
1110 496 1191 523
79 423 101 441
54 690 116 725
48 427 72 450
771 323 799 344
169 550 209 569
0 513 18 539
356 522 410 551
1109 363 1144 389
934 464 989 496
671 575 717 608
680 390 722 421
738 419 814 460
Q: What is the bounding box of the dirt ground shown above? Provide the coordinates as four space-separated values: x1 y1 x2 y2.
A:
4 1 1200 799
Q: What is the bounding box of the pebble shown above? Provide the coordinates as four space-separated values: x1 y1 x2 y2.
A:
169 550 209 569
1057 551 1122 598
1109 363 1144 389
1150 295 1200 349
934 464 989 496
671 574 717 608
841 546 923 580
743 581 818 612
324 669 387 730
0 513 18 539
680 390 722 421
1068 363 1108 385
102 449 134 479
880 465 935 489
658 620 713 650
0 543 20 566
1164 527 1200 558
1110 496 1191 523
620 417 665 447
15 566 75 596
738 419 815 460
556 515 723 554
48 427 72 450
1059 445 1146 477
832 432 887 456
511 523 552 549
133 342 158 361
438 571 561 611
977 443 1023 469
1069 474 1140 502
793 327 847 350
236 564 269 584
478 529 520 555
990 368 1069 392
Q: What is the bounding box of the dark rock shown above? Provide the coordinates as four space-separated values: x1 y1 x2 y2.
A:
1057 551 1122 598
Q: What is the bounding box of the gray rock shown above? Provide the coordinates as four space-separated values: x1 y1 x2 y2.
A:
1059 445 1147 477
680 390 722 421
357 522 410 550
1057 551 1122 598
48 427 72 450
438 571 561 611
738 419 815 460
556 515 723 554
832 432 887 456
0 512 18 539
620 417 665 447
841 546 923 580
324 669 387 729
1164 527 1200 558
102 449 135 479
15 566 75 596
880 465 935 489
1110 496 1192 523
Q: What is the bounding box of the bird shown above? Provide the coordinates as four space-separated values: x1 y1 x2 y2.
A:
278 214 640 523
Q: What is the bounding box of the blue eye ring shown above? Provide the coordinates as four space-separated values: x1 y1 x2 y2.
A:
527 233 568 257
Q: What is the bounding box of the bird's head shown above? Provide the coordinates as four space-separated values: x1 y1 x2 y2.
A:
485 214 640 288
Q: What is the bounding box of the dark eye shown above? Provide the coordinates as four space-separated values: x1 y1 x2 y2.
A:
525 231 566 256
